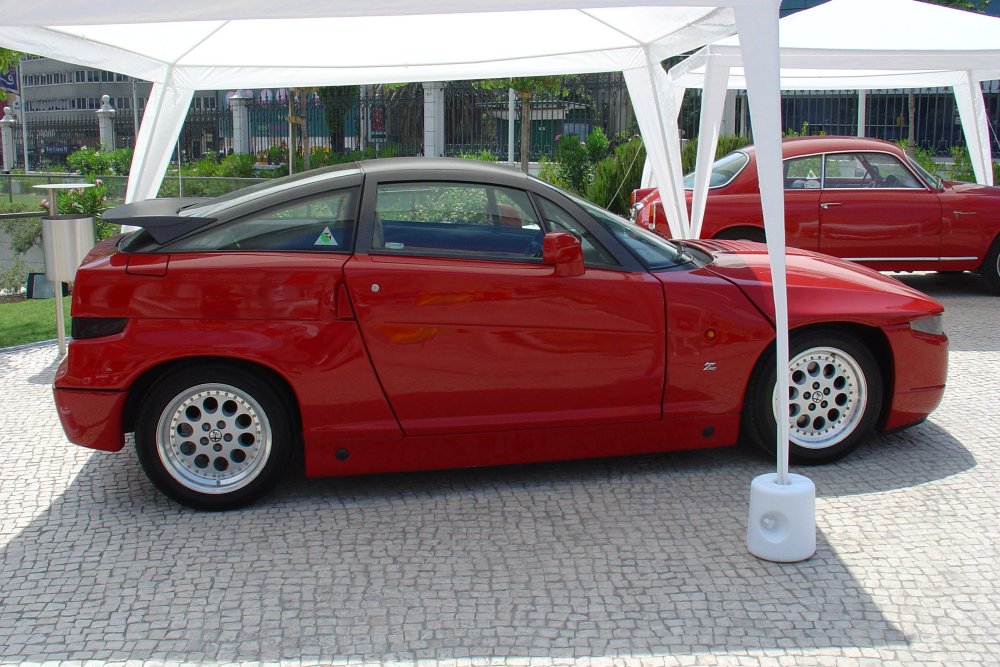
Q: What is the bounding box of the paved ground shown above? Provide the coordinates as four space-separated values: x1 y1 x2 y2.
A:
1 272 999 667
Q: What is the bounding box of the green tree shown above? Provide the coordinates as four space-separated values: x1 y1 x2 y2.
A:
0 49 19 72
474 77 563 173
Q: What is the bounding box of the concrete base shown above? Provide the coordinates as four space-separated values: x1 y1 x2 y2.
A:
747 472 816 562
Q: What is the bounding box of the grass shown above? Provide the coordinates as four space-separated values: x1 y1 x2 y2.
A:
0 296 72 348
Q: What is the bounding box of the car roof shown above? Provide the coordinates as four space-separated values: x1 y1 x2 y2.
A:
357 156 533 181
740 136 905 159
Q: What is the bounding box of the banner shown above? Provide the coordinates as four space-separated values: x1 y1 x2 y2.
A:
0 66 18 95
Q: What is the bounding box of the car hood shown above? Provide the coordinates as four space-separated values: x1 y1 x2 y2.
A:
684 239 944 327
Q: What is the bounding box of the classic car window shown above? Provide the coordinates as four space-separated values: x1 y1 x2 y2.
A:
906 155 942 190
168 187 359 252
682 151 749 189
534 197 619 267
784 156 822 190
373 182 545 259
823 152 921 189
862 152 923 188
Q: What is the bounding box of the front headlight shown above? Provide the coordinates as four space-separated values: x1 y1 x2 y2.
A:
909 314 945 336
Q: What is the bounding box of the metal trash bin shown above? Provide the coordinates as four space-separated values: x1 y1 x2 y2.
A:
41 215 95 283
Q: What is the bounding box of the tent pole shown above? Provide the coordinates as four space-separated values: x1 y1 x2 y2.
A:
737 1 816 563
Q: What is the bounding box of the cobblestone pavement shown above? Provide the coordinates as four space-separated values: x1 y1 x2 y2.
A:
1 272 999 667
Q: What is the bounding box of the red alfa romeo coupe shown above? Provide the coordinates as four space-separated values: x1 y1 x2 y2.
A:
55 158 948 510
631 136 1000 293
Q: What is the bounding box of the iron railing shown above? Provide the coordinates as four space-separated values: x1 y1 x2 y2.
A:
3 77 999 172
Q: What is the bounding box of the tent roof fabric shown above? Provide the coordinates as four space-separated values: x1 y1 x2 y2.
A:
671 0 1000 89
0 5 744 88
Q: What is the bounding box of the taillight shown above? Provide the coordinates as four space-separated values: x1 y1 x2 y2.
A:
71 317 128 339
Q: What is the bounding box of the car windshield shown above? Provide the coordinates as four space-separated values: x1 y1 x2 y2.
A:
538 182 689 270
179 164 362 218
905 155 942 190
682 151 749 189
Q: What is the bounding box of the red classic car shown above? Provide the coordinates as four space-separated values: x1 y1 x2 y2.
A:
631 136 1000 293
55 158 947 510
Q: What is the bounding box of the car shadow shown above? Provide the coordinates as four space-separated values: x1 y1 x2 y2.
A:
0 417 971 664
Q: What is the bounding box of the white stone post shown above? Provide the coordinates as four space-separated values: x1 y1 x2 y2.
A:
423 82 445 157
96 95 116 151
0 107 16 172
229 90 252 156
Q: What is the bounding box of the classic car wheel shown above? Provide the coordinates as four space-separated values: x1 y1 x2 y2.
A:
744 330 883 464
715 226 766 243
135 365 292 510
982 238 1000 294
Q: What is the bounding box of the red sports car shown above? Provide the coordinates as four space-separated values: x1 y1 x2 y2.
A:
631 136 1000 293
55 158 947 510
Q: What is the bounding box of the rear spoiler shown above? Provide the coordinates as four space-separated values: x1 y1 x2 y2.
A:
103 198 216 244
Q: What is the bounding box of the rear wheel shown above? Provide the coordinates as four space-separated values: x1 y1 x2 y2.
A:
135 365 293 510
715 226 766 243
980 238 1000 294
744 330 883 464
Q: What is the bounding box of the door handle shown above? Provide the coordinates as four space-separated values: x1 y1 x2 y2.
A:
820 202 843 209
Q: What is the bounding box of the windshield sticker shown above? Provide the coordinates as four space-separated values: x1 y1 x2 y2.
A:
314 227 338 246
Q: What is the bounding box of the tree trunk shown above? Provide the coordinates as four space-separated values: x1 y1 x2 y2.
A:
519 91 532 173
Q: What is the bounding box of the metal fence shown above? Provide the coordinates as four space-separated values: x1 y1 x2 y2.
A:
4 77 1000 173
743 88 1000 156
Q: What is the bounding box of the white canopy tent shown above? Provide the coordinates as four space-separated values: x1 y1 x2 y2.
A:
0 0 812 559
664 0 1000 239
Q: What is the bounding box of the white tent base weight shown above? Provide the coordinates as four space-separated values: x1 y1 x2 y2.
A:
747 472 816 562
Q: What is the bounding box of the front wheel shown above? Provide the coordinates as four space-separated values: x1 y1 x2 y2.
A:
743 330 883 464
135 365 293 510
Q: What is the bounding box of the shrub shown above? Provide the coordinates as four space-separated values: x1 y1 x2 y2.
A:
0 202 46 255
585 135 646 216
457 149 498 162
536 156 567 189
66 146 134 177
55 180 120 242
680 134 750 174
0 258 28 296
554 134 591 194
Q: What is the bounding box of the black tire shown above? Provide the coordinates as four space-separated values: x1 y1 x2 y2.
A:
135 364 293 510
715 226 766 242
743 330 883 465
980 238 1000 294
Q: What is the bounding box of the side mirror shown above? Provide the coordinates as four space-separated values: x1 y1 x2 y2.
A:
542 232 585 277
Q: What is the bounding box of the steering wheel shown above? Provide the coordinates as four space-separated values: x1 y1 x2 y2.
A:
861 166 879 188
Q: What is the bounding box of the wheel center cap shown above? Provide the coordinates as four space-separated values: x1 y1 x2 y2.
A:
209 429 223 442
811 391 824 402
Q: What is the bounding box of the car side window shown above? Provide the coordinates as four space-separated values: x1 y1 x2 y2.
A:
784 156 822 190
862 152 923 188
169 188 358 252
822 152 920 189
373 182 545 259
534 197 619 268
823 153 868 189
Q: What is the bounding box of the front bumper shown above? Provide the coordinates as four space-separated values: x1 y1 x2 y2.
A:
882 323 948 432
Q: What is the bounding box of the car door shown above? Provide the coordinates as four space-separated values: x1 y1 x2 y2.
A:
343 178 666 436
781 154 823 251
819 151 943 263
